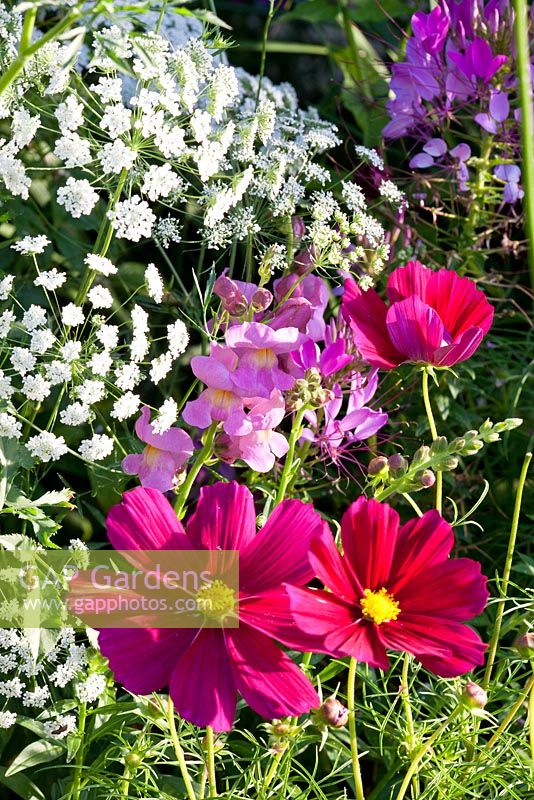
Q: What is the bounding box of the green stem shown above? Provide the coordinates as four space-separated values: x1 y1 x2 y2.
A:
20 6 37 52
0 9 80 96
513 0 534 292
75 168 128 306
483 451 532 688
205 725 218 798
400 655 420 795
174 422 218 517
255 1 276 106
529 668 534 769
347 658 365 800
421 368 442 514
274 405 308 506
68 702 87 800
166 696 197 800
261 748 285 796
483 672 534 750
394 706 461 800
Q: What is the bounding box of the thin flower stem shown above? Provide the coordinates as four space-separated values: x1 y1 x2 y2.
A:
68 702 87 800
205 726 218 798
421 368 442 514
394 705 461 800
347 658 365 800
483 451 532 689
401 493 424 517
529 668 534 768
400 654 420 795
512 0 534 292
255 0 276 106
75 168 129 306
166 696 197 800
261 748 285 796
20 6 37 52
0 9 80 96
174 422 218 517
274 404 308 506
483 672 534 750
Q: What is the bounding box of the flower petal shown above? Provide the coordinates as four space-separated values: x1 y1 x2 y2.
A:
286 585 357 653
386 296 445 363
107 487 188 550
98 627 194 695
433 327 485 366
240 499 330 593
185 481 257 552
226 626 319 719
390 510 454 592
342 279 404 369
341 497 400 590
395 558 489 620
169 629 237 731
239 588 328 651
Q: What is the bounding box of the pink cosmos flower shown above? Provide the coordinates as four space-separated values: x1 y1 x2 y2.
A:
217 390 289 472
342 261 494 369
122 407 194 492
225 322 305 397
287 497 489 677
97 482 327 731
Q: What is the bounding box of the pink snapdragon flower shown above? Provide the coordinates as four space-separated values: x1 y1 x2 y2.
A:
225 322 304 397
217 390 289 472
342 261 493 368
97 482 327 731
122 407 194 492
271 273 329 340
182 343 249 434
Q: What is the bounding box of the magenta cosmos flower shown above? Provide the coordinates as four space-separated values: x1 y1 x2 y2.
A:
122 406 194 492
342 261 494 369
287 497 488 677
97 482 327 731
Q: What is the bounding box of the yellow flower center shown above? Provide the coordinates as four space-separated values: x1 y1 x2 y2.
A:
143 444 162 466
196 580 236 622
360 588 401 625
251 348 276 367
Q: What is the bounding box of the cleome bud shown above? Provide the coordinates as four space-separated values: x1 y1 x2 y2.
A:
388 453 407 472
419 469 436 488
462 680 488 710
368 456 388 476
514 632 534 659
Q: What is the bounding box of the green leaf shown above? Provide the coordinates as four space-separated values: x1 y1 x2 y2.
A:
0 767 45 800
172 7 232 30
4 741 64 777
0 439 34 511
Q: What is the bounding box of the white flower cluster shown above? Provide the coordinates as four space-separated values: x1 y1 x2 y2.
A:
0 627 100 732
0 247 190 464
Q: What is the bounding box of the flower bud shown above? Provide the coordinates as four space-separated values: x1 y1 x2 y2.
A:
388 454 407 472
514 632 534 658
272 721 291 736
292 216 306 242
251 288 273 313
368 456 388 476
125 752 142 767
419 469 436 487
319 698 349 728
462 680 487 710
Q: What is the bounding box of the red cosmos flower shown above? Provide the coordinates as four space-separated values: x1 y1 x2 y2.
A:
342 261 494 369
286 498 489 676
97 482 327 731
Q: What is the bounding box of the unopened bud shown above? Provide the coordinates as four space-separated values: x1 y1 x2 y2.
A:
462 680 487 709
292 216 306 242
419 469 436 487
388 454 407 472
251 288 273 313
368 456 388 476
320 698 349 728
514 632 534 658
272 721 291 736
125 753 142 767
